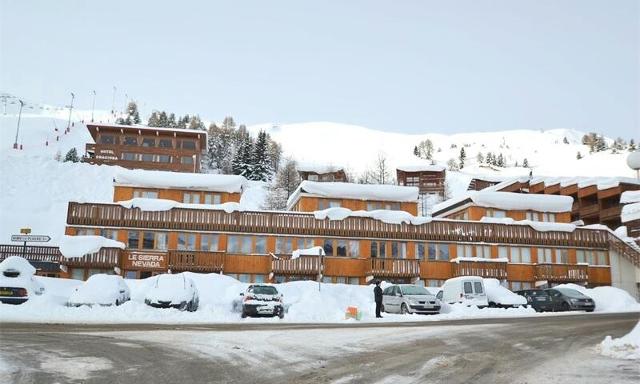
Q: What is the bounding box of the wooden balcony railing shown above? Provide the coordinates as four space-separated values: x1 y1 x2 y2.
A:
451 260 508 279
0 245 62 263
580 204 600 218
367 258 420 278
272 256 320 275
168 250 225 272
66 202 613 249
64 247 122 268
599 206 621 220
535 263 588 282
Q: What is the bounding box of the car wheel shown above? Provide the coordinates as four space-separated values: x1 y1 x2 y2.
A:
115 299 120 306
488 302 497 308
178 302 188 311
561 302 570 312
241 310 248 318
278 309 284 319
400 303 409 315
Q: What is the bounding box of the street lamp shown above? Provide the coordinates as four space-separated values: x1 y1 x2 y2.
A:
91 90 96 122
67 92 75 131
13 100 24 149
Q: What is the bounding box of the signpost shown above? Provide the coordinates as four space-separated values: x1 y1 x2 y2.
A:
10 229 51 259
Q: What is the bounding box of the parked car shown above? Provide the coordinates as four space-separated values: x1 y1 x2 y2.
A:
544 287 595 312
382 284 441 314
67 274 130 307
0 256 45 305
484 279 527 308
144 273 199 312
437 276 488 307
515 289 554 312
239 284 284 318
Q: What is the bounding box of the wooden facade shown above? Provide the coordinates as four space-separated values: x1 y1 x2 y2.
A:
396 167 446 197
290 195 419 216
53 201 640 287
434 203 572 224
298 168 348 183
113 185 241 205
82 123 206 173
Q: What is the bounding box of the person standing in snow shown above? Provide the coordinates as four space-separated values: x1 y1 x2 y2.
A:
374 280 383 318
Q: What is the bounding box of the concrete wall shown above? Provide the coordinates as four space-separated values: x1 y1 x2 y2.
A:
609 250 640 300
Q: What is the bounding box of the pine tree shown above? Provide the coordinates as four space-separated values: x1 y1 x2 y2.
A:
264 157 301 210
563 137 569 144
167 113 177 128
63 148 79 163
232 135 253 178
459 147 466 169
515 161 519 167
476 152 484 164
497 153 505 167
250 130 271 181
148 111 160 127
158 111 168 127
54 150 62 162
576 151 583 160
267 139 282 174
188 115 205 130
523 158 529 168
629 139 636 151
413 145 419 157
486 152 494 166
221 116 236 130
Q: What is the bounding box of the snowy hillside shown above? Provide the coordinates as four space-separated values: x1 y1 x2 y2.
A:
248 122 635 180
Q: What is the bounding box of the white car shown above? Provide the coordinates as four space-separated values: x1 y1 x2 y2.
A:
437 276 489 307
0 256 45 305
382 284 441 314
484 278 527 308
144 273 199 312
67 274 130 307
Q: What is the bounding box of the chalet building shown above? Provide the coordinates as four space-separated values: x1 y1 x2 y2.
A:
286 181 419 215
82 123 207 173
296 165 348 183
467 175 527 192
396 164 446 198
431 191 573 223
621 191 640 240
112 170 247 205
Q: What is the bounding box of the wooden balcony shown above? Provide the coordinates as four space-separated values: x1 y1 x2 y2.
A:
579 204 600 218
168 250 224 272
599 205 621 221
366 258 420 278
272 256 320 275
0 245 62 263
535 263 588 283
64 247 122 268
83 143 200 173
451 260 508 279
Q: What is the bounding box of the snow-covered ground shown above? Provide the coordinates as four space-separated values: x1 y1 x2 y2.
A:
1 271 638 325
600 321 640 360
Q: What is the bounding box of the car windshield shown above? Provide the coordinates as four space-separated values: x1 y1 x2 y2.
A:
400 285 430 296
250 286 278 295
556 288 587 298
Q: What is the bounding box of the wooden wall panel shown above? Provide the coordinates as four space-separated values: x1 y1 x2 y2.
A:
324 258 366 277
420 261 452 280
588 266 612 285
506 264 535 282
224 254 271 274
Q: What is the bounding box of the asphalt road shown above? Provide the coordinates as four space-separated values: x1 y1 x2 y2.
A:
1 312 639 384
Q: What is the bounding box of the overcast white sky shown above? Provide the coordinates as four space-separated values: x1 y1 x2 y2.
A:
1 0 638 138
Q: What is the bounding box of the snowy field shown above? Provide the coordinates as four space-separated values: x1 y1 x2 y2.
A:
1 272 638 325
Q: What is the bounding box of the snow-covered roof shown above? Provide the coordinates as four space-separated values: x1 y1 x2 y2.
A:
114 170 248 193
621 202 640 223
86 122 207 137
621 191 640 204
432 191 573 216
117 198 242 213
529 176 640 190
296 164 345 174
396 163 446 172
59 235 125 259
287 181 419 209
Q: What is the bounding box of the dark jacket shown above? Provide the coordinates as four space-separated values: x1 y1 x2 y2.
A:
374 285 383 303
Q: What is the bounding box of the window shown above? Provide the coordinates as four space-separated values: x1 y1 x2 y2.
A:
464 282 473 294
487 208 506 218
122 152 137 161
177 233 196 251
158 155 171 163
510 247 531 263
597 251 608 265
428 243 450 261
385 202 401 211
541 213 556 222
159 139 172 148
474 282 484 294
181 156 194 164
349 277 359 285
371 241 386 258
557 249 568 264
183 193 201 204
142 232 155 249
180 140 196 150
308 174 319 181
348 240 359 257
128 231 139 248
525 211 536 221
155 233 167 250
457 244 473 258
498 246 508 259
100 229 118 240
576 249 586 263
391 242 407 259
537 248 554 264
254 236 267 254
142 138 156 147
426 279 444 287
476 245 491 258
254 275 266 284
141 154 154 162
367 202 381 211
200 234 220 251
322 276 332 283
323 239 334 256
416 243 426 260
336 240 347 257
276 237 293 254
227 235 252 254
335 277 347 284
123 136 138 146
318 199 341 210
204 194 221 205
238 274 250 283
133 190 158 199
296 238 315 250
99 135 115 144
76 228 96 236
71 268 84 280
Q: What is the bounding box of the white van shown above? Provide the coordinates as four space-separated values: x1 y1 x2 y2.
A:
437 276 488 307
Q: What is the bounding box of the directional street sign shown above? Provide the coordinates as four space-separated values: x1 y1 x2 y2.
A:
11 235 51 243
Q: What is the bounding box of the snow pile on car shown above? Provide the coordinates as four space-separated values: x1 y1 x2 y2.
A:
68 275 128 306
554 283 640 312
0 256 37 276
483 278 527 306
599 321 640 360
143 274 198 304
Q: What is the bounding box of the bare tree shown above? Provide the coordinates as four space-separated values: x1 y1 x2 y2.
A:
264 157 301 210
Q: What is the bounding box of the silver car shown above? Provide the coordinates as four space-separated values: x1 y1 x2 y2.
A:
382 284 441 314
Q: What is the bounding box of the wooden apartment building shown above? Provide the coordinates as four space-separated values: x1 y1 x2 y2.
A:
396 164 446 198
82 123 207 173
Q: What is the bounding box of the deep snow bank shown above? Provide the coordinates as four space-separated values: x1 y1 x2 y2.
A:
554 283 640 312
599 321 640 360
